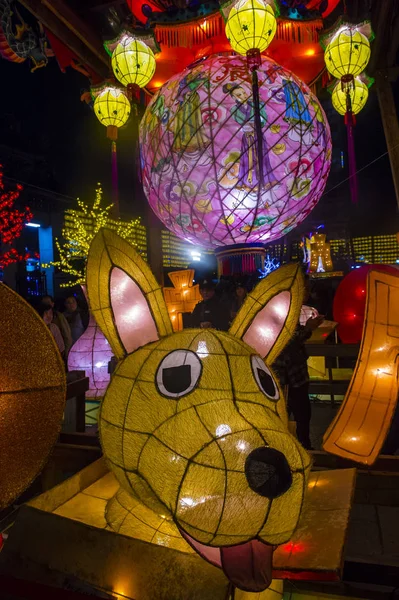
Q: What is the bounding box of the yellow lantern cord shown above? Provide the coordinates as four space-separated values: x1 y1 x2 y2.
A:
226 0 277 56
42 185 141 287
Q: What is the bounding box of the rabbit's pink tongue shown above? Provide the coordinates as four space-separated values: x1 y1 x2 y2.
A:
220 540 274 593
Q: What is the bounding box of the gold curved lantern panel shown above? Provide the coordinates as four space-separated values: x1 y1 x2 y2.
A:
93 87 131 129
323 270 399 465
324 26 371 80
0 284 66 509
226 0 277 55
331 78 369 116
112 37 156 89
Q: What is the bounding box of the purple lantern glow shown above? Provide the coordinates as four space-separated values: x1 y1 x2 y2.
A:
140 54 332 249
68 287 113 399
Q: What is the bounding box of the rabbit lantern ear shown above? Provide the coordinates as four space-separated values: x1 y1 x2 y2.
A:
229 264 305 363
86 229 173 360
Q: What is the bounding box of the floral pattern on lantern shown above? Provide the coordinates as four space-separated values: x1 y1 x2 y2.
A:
140 54 331 249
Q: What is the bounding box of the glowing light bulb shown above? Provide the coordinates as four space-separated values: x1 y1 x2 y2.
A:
236 440 248 452
197 340 209 358
216 424 231 438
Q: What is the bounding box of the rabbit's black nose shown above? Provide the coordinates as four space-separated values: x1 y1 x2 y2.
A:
245 447 292 499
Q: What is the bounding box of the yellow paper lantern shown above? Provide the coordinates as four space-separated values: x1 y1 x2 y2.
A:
331 77 369 115
163 269 201 332
226 0 277 56
93 85 131 141
324 25 371 80
87 229 310 593
323 270 399 465
112 35 156 89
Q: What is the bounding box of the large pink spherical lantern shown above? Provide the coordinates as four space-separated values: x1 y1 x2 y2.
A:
140 54 331 273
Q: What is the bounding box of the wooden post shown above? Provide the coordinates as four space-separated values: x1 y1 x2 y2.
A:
376 69 399 211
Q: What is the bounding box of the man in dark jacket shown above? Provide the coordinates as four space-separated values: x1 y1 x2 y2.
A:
272 274 324 450
191 280 229 331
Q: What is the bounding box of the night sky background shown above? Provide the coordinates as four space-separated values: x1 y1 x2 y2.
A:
0 52 398 235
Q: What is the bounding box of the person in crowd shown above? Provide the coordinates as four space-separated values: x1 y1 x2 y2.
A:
191 279 229 331
64 295 85 343
272 275 324 450
37 302 65 357
42 295 72 355
230 280 248 322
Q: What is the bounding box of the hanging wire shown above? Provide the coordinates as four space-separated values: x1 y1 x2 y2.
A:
321 141 399 199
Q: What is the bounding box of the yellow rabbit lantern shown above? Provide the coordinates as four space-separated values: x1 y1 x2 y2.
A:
87 229 311 593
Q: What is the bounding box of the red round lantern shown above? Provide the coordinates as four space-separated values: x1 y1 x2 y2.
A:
333 265 399 343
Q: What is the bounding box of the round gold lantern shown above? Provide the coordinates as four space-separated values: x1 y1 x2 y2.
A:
0 284 66 510
226 0 277 56
112 35 156 89
331 77 369 116
324 25 371 81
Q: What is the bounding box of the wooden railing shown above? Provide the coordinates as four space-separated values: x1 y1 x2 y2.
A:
307 343 360 405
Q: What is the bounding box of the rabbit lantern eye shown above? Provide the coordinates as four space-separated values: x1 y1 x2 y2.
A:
251 356 279 401
156 350 202 398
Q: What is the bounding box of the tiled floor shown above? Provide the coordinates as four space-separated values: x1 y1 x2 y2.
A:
54 472 118 530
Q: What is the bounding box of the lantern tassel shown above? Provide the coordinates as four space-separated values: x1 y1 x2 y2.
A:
252 68 264 189
345 92 358 205
111 141 119 217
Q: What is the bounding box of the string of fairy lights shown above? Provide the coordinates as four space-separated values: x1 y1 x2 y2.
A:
42 185 141 287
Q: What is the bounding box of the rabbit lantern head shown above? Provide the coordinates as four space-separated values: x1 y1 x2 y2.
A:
87 230 311 593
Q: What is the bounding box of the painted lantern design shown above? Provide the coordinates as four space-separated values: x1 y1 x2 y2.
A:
140 54 332 248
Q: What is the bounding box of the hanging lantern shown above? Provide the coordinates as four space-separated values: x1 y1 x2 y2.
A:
93 84 131 141
322 22 373 205
92 83 131 214
110 33 156 90
225 0 279 182
324 24 371 81
225 0 277 56
331 77 369 116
